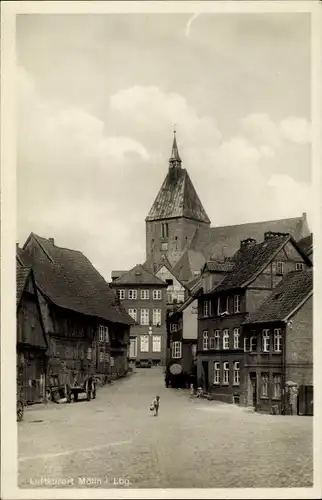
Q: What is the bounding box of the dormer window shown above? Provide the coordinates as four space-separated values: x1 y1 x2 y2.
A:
296 263 304 271
276 261 284 275
161 222 169 239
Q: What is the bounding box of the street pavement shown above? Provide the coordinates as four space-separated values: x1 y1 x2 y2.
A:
18 367 313 489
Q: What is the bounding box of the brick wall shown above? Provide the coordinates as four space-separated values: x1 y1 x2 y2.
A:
285 295 313 386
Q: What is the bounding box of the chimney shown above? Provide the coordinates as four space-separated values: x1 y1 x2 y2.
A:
264 231 290 240
302 212 307 220
48 238 55 245
240 238 256 249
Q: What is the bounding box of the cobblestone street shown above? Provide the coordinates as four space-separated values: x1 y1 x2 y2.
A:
18 368 313 489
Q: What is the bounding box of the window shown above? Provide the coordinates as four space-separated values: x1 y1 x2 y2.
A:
99 351 104 363
172 341 182 359
152 308 161 326
214 330 220 349
129 337 137 358
99 325 109 343
273 373 281 399
87 347 92 360
202 331 209 350
152 335 161 352
128 309 137 322
209 337 215 350
105 352 109 362
223 329 229 350
276 261 284 275
225 296 230 313
273 329 282 353
261 373 269 397
140 309 149 325
296 263 304 271
244 337 250 352
153 289 162 300
141 289 149 300
262 330 270 353
161 222 169 239
99 326 105 342
233 362 240 386
128 289 137 300
214 362 220 384
170 323 178 332
233 328 240 349
234 295 241 313
161 242 168 251
250 337 257 353
203 300 210 317
217 297 221 315
118 289 125 300
140 335 149 352
223 362 229 385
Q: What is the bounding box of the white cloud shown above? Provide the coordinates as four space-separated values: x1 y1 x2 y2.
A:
18 73 312 279
280 116 311 145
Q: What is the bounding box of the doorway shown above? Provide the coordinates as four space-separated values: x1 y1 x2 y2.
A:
202 361 209 392
249 372 257 408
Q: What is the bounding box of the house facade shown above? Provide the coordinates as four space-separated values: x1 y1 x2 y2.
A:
18 234 133 396
16 264 48 404
111 264 168 366
196 233 312 405
242 269 313 415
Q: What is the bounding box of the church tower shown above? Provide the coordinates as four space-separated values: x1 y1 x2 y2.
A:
145 131 211 272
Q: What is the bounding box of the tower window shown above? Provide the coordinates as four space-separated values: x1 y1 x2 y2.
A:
161 223 169 239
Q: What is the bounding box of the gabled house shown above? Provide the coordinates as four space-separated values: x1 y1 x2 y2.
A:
110 264 168 366
196 232 312 403
18 234 134 392
242 269 313 416
297 233 313 263
16 262 48 404
154 256 188 308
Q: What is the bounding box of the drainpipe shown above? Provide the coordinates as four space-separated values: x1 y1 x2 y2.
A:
281 322 286 415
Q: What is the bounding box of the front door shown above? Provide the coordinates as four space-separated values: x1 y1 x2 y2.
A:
249 372 257 408
129 337 137 359
202 361 209 392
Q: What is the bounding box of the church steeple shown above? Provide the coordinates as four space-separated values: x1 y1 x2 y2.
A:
169 129 182 168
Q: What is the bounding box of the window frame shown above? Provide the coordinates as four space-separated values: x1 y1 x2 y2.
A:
233 328 240 349
276 261 284 275
273 373 281 399
223 329 229 350
152 308 162 326
214 330 220 350
233 295 241 313
273 328 282 353
223 362 229 385
128 289 137 300
296 262 304 271
141 289 150 300
233 361 240 386
152 335 161 353
262 329 270 353
172 341 182 359
140 308 150 326
250 336 257 353
128 309 137 322
153 289 162 300
203 300 210 318
87 347 92 360
214 362 220 385
202 330 209 351
118 289 125 300
140 334 150 353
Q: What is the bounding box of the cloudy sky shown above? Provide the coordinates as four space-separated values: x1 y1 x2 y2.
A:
16 12 312 281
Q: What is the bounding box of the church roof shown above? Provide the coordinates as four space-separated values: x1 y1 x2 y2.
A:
146 134 210 224
192 214 310 260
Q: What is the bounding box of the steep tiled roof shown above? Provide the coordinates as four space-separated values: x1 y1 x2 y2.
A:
243 269 313 324
202 259 235 273
213 235 292 292
192 214 309 260
111 270 127 281
146 167 210 224
111 263 167 286
172 249 206 283
16 265 32 306
297 234 313 256
20 234 134 325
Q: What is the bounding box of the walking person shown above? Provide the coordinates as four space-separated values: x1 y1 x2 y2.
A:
150 395 160 416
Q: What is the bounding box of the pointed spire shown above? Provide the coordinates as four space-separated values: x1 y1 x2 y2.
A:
169 127 182 167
